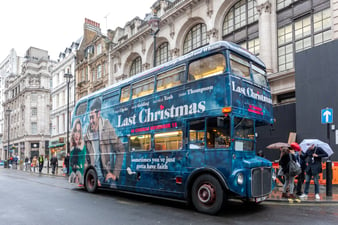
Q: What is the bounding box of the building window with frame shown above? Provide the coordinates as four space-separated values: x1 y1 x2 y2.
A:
31 107 37 117
81 69 85 82
156 42 170 65
31 122 37 134
222 0 259 54
240 38 260 55
313 8 332 46
277 7 331 72
97 65 102 79
97 43 102 55
130 56 142 76
276 0 292 11
183 23 208 54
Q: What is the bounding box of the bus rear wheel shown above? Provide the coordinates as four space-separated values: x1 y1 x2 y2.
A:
85 169 98 193
191 174 224 215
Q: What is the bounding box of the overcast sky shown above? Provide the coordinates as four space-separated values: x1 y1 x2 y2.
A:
0 0 155 62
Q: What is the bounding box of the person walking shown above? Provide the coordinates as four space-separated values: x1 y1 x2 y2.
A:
64 153 70 176
24 157 29 171
300 144 328 200
50 154 58 175
295 148 307 196
31 156 37 173
38 155 44 173
277 147 287 185
279 147 298 199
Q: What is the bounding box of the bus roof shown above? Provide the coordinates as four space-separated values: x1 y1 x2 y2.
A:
77 41 265 103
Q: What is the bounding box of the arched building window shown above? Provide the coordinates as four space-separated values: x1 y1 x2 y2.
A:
222 0 259 55
130 56 142 76
277 1 331 72
156 42 170 65
183 23 207 54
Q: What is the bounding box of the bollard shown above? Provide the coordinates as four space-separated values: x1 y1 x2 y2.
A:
326 160 332 196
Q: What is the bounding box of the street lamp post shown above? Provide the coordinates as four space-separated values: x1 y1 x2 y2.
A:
148 10 160 67
64 72 73 155
5 109 12 167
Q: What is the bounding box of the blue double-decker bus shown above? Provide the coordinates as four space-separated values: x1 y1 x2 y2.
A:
69 41 274 214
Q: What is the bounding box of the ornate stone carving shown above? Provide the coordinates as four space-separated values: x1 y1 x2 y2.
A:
207 28 219 40
256 1 272 15
28 76 40 87
142 63 150 71
169 21 175 39
206 0 213 17
170 48 180 58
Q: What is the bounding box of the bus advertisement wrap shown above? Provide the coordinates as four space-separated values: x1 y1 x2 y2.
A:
69 41 274 215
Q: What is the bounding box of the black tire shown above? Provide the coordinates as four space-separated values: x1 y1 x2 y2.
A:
191 174 224 215
85 169 98 193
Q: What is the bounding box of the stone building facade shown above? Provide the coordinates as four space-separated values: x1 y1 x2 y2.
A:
50 39 80 159
73 0 335 107
76 18 110 100
0 49 21 159
3 47 55 160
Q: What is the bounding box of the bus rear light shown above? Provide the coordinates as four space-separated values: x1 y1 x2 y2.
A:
222 107 232 113
176 177 182 184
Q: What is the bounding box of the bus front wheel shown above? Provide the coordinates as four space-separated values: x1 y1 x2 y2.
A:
85 169 98 193
191 174 224 215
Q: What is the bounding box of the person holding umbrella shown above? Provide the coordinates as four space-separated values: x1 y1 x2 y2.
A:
299 144 328 200
291 142 307 196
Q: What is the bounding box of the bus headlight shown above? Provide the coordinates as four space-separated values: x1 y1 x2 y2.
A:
237 173 244 185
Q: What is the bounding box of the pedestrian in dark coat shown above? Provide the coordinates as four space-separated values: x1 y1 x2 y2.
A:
279 147 297 199
38 155 44 173
50 154 58 175
64 153 70 176
300 145 328 200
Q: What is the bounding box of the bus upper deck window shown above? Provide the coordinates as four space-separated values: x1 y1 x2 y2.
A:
156 66 185 91
252 64 268 87
75 102 87 116
230 54 250 80
189 54 226 81
120 86 130 103
132 77 154 99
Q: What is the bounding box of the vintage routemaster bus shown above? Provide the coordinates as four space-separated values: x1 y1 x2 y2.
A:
69 41 274 214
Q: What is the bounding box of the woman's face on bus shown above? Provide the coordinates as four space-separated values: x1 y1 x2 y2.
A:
74 123 81 146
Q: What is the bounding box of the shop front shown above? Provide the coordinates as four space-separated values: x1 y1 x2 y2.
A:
48 139 66 162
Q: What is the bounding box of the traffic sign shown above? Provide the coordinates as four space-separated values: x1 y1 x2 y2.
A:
321 108 333 124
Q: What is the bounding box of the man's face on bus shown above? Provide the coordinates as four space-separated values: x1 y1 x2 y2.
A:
89 110 100 132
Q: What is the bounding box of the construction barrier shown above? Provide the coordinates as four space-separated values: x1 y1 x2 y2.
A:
272 161 338 185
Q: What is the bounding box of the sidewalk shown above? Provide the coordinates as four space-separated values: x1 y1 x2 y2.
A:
8 164 66 177
268 183 338 203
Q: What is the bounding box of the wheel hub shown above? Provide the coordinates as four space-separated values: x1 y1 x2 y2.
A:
197 184 216 204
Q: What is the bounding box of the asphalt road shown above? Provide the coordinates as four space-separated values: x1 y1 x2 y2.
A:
1 169 337 225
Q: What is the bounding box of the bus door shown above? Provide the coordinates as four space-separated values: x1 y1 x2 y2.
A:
187 119 206 169
127 134 152 190
151 129 186 193
204 117 232 174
